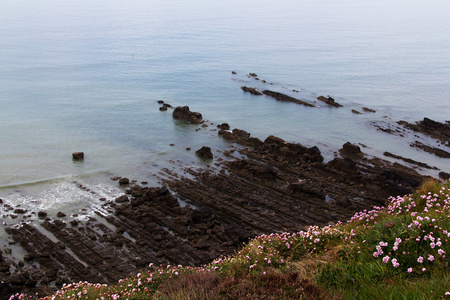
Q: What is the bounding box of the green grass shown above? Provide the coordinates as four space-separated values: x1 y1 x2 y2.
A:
11 179 450 299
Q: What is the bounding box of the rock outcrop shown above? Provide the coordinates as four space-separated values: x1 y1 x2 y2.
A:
173 106 203 124
195 146 213 159
72 152 84 160
262 90 315 107
317 96 342 107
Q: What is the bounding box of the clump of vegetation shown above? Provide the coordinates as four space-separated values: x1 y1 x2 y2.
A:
9 180 450 299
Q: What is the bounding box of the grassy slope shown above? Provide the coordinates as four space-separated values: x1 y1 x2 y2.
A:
12 180 450 299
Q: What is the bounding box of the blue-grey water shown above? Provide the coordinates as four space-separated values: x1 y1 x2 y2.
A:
1 0 449 229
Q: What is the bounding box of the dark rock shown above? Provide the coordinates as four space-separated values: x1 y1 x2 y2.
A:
232 71 236 74
363 107 376 113
351 109 362 114
217 123 230 130
72 152 84 160
157 100 165 104
439 171 450 180
317 95 343 107
173 106 203 124
241 86 262 95
262 90 315 107
8 273 27 286
249 73 258 77
195 146 213 159
56 212 66 218
383 152 437 170
37 211 48 219
0 281 13 296
0 263 10 273
115 195 129 203
159 106 168 111
327 158 359 175
13 209 26 214
192 207 213 224
25 278 37 288
119 177 130 185
227 159 278 182
399 118 450 145
411 141 450 158
340 142 363 158
194 238 210 250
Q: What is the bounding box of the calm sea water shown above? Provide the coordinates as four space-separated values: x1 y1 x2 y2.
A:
1 0 449 222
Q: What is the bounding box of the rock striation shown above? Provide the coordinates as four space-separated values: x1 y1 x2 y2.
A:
0 114 433 298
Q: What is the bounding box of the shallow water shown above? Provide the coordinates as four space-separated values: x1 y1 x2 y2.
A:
0 0 449 219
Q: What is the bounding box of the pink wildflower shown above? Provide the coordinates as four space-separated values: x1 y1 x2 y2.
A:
407 268 413 273
417 256 424 263
382 256 390 263
391 258 399 268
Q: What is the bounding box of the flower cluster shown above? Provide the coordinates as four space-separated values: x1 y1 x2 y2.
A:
367 184 449 275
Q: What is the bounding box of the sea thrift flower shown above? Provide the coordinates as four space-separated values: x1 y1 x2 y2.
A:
428 255 435 262
382 256 390 263
438 249 446 256
417 256 424 263
407 268 413 273
391 258 399 268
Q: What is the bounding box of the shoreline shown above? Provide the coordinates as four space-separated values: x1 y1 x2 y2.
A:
1 104 448 298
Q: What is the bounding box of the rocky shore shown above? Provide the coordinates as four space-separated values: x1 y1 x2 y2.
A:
0 104 448 299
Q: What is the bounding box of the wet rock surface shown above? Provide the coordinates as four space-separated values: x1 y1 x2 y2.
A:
72 152 84 160
241 86 263 95
173 106 203 124
399 118 450 146
371 117 449 159
0 111 441 298
411 141 450 158
195 146 214 159
262 90 315 107
317 95 342 107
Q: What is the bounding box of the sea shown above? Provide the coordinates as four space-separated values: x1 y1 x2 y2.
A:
0 0 449 234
